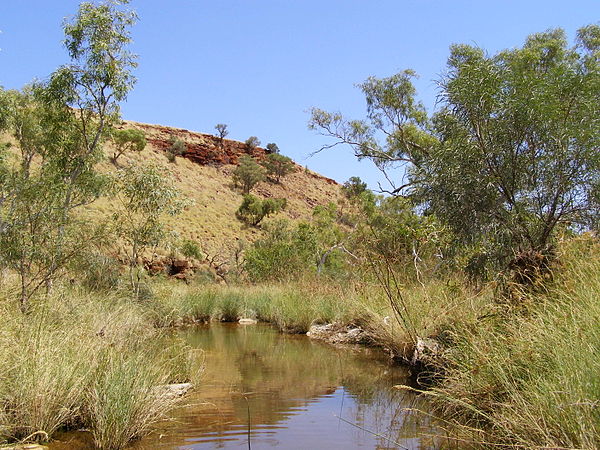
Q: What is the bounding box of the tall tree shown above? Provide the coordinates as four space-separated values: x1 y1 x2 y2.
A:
0 0 138 312
310 25 600 267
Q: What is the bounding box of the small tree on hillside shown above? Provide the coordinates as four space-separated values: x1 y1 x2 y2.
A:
233 155 266 194
265 142 280 154
167 137 185 163
236 194 286 226
262 153 295 183
342 176 368 199
114 164 190 295
245 136 261 152
110 128 146 164
215 123 228 144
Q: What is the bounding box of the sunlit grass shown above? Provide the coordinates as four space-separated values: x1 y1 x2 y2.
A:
0 287 199 449
428 237 600 448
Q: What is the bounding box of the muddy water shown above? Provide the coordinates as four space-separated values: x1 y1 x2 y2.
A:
55 323 448 449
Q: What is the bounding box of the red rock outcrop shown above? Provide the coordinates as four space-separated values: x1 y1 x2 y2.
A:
122 121 339 185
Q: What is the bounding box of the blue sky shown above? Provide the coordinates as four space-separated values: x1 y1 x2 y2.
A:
1 1 598 190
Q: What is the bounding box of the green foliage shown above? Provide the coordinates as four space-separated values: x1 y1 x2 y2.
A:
110 128 146 163
167 138 185 163
114 164 190 293
244 136 261 152
310 25 600 273
0 0 137 312
342 176 368 199
244 205 347 282
236 194 286 226
179 238 204 260
244 220 317 281
262 153 295 183
232 155 266 194
265 142 280 154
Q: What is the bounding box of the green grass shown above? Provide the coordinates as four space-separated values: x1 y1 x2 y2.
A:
0 286 199 449
147 280 361 333
428 237 600 448
1 236 597 449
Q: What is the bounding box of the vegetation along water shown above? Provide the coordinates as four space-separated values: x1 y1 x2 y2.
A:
0 1 598 449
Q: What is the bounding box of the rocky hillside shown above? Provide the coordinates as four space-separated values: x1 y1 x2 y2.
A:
87 120 342 261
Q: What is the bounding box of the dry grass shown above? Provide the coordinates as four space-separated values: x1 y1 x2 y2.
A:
428 237 600 448
81 121 343 258
0 286 200 449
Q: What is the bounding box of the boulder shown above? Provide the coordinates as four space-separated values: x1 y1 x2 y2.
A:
238 318 258 325
156 382 193 400
307 323 369 345
171 258 190 274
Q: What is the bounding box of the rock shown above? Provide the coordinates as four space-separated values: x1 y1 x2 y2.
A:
156 382 193 400
307 323 369 345
238 318 258 325
147 260 166 275
411 337 441 366
171 258 190 274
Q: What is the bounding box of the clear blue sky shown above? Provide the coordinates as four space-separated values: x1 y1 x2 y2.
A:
1 1 598 190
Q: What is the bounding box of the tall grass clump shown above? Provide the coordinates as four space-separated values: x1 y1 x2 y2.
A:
359 278 491 362
431 237 600 448
0 303 93 442
87 346 185 450
0 286 198 449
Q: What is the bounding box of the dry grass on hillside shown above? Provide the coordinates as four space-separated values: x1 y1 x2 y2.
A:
85 121 343 257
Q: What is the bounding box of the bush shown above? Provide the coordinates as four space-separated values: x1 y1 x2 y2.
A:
265 142 279 154
244 220 318 281
244 136 261 152
232 155 266 194
236 194 286 226
262 153 295 183
180 238 204 261
167 138 185 163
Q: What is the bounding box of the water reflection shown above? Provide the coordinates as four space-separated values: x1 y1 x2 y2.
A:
130 323 445 449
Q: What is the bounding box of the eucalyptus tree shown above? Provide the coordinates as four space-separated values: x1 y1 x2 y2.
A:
113 164 189 294
310 25 600 268
0 0 138 312
110 128 146 164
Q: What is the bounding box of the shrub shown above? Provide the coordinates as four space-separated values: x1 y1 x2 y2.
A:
232 155 266 194
244 136 261 152
262 153 295 183
180 238 204 260
244 220 318 281
236 194 286 226
265 142 279 154
167 138 185 163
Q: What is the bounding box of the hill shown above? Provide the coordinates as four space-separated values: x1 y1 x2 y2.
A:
87 120 343 261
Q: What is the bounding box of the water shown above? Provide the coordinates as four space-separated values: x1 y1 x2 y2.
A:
55 323 447 449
